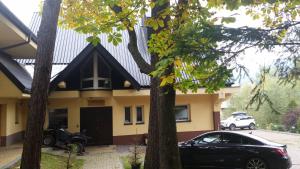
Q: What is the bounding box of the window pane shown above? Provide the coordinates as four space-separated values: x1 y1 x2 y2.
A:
194 134 222 144
124 107 131 123
136 106 143 123
97 57 111 78
174 106 189 121
223 134 242 144
82 80 93 88
82 58 93 78
49 109 68 129
242 137 263 145
98 79 111 89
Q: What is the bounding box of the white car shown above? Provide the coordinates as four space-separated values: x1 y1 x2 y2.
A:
220 112 256 130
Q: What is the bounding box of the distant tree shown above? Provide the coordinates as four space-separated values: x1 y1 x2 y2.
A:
21 1 61 169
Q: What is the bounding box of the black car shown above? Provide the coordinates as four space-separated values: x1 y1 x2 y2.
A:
179 131 292 169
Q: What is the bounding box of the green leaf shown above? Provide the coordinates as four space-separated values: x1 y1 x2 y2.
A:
221 17 236 24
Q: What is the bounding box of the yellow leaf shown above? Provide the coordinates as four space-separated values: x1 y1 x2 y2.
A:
174 59 182 67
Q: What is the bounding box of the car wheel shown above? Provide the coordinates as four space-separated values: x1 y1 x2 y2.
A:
229 124 236 130
245 158 268 169
43 135 55 146
249 123 256 130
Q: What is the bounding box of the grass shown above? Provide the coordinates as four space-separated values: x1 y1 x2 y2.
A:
121 156 144 169
11 153 84 169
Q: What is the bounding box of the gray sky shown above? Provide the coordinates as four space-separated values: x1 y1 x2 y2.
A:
1 0 278 82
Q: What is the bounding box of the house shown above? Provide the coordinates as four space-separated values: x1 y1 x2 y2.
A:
0 3 238 146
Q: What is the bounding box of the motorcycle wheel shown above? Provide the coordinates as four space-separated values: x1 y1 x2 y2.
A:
43 135 55 146
73 142 84 154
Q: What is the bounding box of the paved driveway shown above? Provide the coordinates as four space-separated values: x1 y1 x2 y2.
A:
236 130 300 169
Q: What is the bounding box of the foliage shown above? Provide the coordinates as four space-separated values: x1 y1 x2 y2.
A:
128 134 143 167
66 144 79 169
60 0 278 93
11 153 84 169
224 70 300 130
121 156 144 169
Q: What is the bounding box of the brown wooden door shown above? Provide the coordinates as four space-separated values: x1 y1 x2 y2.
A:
80 107 113 145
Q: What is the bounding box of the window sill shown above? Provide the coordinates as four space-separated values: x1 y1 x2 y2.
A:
124 122 133 125
136 122 144 125
176 120 191 123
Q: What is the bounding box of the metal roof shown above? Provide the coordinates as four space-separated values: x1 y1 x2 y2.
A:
18 13 151 86
0 51 32 93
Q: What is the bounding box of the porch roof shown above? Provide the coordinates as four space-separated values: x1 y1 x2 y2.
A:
0 1 37 59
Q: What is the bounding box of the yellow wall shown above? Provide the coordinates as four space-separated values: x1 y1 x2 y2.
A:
47 92 218 137
0 99 28 136
48 96 115 133
0 71 22 98
0 104 6 136
113 96 150 136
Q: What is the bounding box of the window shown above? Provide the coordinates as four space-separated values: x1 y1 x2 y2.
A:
81 54 111 89
174 105 190 122
124 106 132 124
194 133 222 144
242 137 263 145
136 106 144 124
48 109 68 129
222 133 242 144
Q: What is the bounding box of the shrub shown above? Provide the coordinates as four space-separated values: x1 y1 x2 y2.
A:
282 108 300 130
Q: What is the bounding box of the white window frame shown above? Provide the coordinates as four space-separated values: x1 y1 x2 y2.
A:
136 106 144 124
124 106 132 125
174 105 190 122
80 53 112 90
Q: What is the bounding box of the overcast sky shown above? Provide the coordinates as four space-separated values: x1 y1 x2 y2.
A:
1 0 278 82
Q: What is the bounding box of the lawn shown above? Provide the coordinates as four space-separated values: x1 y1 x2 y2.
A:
11 153 84 169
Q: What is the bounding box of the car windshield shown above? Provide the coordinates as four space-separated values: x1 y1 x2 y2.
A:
226 116 235 120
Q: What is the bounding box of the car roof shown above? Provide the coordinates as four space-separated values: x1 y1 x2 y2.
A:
232 112 247 115
197 131 283 147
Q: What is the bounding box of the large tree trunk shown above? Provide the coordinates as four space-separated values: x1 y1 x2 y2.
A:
159 65 182 169
20 1 61 169
144 56 160 169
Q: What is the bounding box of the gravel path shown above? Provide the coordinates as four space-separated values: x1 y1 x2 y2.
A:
79 146 123 169
0 144 22 169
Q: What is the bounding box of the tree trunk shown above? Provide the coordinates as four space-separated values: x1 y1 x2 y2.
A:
20 1 61 169
144 56 160 169
159 65 182 169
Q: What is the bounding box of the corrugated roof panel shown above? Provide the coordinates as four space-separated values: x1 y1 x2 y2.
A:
19 13 150 86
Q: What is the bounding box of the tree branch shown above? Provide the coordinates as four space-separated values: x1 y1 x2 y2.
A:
111 5 153 74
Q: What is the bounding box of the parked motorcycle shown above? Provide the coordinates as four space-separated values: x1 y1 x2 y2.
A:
43 128 89 154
